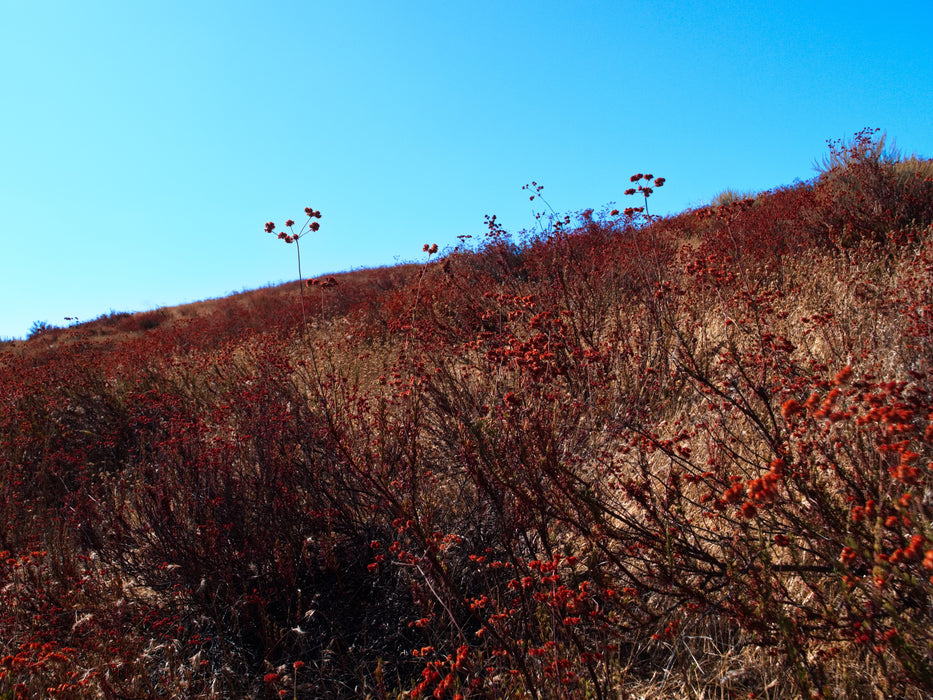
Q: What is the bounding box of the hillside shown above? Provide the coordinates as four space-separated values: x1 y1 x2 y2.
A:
2 131 933 698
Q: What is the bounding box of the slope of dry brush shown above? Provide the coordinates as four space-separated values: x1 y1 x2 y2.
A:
2 133 933 698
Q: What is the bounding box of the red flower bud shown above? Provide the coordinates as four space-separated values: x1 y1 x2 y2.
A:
840 547 857 566
834 365 853 385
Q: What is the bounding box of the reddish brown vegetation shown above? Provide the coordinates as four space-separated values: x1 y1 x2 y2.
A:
2 133 933 697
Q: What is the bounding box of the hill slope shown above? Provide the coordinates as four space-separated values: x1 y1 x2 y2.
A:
2 134 933 697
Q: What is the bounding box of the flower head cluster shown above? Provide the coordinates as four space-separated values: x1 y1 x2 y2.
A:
625 173 665 198
624 173 666 218
265 207 322 244
308 276 339 289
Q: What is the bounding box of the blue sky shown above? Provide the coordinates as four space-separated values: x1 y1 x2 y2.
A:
2 1 931 340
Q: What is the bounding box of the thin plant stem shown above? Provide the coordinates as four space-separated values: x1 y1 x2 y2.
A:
295 238 308 329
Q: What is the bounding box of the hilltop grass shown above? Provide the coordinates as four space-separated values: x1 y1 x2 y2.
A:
2 131 933 698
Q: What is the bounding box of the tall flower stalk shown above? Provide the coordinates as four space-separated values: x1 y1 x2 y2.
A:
265 207 322 329
410 243 438 331
623 173 665 219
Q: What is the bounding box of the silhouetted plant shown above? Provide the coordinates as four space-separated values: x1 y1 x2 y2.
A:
27 319 55 339
265 207 323 328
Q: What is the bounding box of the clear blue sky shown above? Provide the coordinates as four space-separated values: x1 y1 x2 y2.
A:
2 1 931 340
